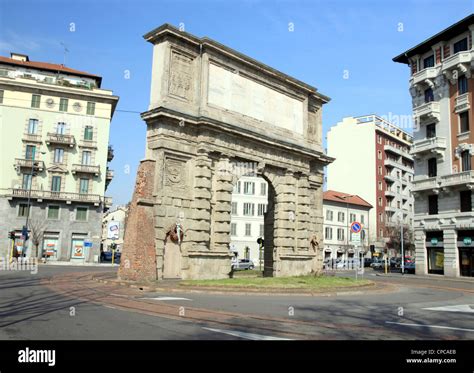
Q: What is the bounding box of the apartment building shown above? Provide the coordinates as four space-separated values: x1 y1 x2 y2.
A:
0 52 118 262
393 14 474 277
323 190 372 260
230 175 268 264
326 115 414 255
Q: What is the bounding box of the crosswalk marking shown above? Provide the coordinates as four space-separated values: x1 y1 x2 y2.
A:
422 304 474 313
386 321 474 333
142 296 192 301
203 327 292 340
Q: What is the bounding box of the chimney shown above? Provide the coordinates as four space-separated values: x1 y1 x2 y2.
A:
10 53 29 62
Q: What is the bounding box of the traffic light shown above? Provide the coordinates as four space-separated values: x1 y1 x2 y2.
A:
9 231 15 240
22 226 29 241
257 237 264 246
110 242 117 251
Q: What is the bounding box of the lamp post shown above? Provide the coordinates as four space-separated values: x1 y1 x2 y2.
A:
340 195 356 262
400 211 405 275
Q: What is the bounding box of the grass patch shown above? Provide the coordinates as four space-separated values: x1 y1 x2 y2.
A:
180 275 373 290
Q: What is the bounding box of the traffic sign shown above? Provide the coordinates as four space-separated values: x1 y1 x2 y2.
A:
350 222 362 234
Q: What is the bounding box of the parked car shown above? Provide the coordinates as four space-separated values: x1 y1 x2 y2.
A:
370 259 385 270
401 260 416 274
101 251 121 263
364 258 373 267
231 258 255 271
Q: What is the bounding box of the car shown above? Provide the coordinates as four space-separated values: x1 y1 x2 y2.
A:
401 260 415 274
364 258 373 267
231 258 255 271
370 259 385 270
101 251 121 263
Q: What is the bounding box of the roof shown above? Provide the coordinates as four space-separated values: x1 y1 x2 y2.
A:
393 13 474 64
0 55 102 85
323 190 373 209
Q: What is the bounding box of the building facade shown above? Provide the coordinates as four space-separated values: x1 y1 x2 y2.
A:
394 14 474 277
0 53 118 263
326 115 414 255
230 175 268 265
323 190 372 260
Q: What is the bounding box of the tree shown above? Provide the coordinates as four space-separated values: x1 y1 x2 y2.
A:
28 218 47 258
386 224 414 256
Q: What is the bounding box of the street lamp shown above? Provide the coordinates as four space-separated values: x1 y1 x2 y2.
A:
399 211 405 275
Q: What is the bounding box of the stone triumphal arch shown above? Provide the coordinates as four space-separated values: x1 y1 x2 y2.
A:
118 24 333 281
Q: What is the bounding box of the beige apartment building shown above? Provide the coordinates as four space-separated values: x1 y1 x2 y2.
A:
326 115 414 256
0 53 118 262
394 14 474 277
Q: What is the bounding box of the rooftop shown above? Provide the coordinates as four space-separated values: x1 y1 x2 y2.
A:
323 190 373 209
393 13 474 64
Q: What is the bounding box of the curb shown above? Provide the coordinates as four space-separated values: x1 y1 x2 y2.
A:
375 273 474 284
93 275 394 297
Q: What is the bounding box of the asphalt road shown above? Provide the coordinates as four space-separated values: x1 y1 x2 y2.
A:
0 265 473 340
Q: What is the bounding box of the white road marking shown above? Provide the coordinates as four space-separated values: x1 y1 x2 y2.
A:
203 327 292 340
385 321 474 333
422 304 474 313
142 296 192 301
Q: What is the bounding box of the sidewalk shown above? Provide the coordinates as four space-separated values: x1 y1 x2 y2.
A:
375 272 474 284
39 261 119 267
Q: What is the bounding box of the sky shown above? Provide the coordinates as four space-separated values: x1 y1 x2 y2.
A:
1 0 473 206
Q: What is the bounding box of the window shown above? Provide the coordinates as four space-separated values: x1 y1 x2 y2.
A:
31 94 40 108
59 98 68 112
428 195 438 215
397 201 401 208
454 37 468 54
86 102 96 115
231 202 238 215
230 223 237 236
460 190 472 212
426 123 436 138
84 126 93 140
76 207 88 221
378 197 382 206
361 230 366 241
56 122 66 134
423 55 434 68
397 185 401 193
337 212 345 222
25 145 36 159
326 210 333 221
18 204 29 217
461 150 471 171
350 213 356 222
260 183 266 196
22 174 32 189
243 203 254 216
47 205 60 220
377 150 382 160
428 158 437 177
378 166 382 175
245 223 251 236
82 151 91 165
325 227 332 240
458 75 468 95
233 181 241 194
379 213 384 223
460 111 469 133
79 178 89 194
51 176 61 192
0 90 4 104
28 119 38 134
53 148 64 163
243 182 255 195
378 181 383 191
337 228 344 241
257 203 266 216
360 215 365 224
377 135 382 144
259 224 264 237
424 87 434 103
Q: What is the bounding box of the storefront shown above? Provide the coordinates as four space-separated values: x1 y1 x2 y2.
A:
457 230 474 277
42 232 59 261
70 233 88 262
426 231 444 275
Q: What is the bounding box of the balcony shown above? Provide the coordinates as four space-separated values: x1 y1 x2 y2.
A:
107 146 114 162
71 164 100 176
79 140 97 149
410 66 440 87
412 176 440 193
384 144 413 160
440 170 474 189
385 206 398 213
413 101 440 123
15 158 45 172
454 93 470 114
106 169 114 180
46 133 75 147
385 190 396 198
384 158 414 173
410 136 447 159
22 133 42 143
384 173 396 183
442 51 472 78
4 188 104 206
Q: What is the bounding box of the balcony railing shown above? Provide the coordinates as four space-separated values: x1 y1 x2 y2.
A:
22 133 42 143
384 144 412 160
385 190 396 198
410 66 440 87
442 51 472 73
4 188 104 205
412 176 440 192
440 170 474 188
413 101 441 122
384 158 414 173
79 140 97 149
454 93 470 113
46 133 75 147
15 158 45 171
384 173 396 183
410 136 447 158
107 146 114 162
106 169 114 180
71 164 100 176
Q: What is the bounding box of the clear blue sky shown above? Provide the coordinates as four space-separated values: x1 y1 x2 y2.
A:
1 0 473 205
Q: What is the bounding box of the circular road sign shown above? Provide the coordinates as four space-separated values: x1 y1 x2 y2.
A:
350 222 362 234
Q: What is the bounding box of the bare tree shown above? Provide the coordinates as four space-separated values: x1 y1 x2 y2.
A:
28 218 47 258
386 224 414 256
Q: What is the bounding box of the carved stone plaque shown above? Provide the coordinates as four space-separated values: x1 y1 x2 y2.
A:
169 52 193 100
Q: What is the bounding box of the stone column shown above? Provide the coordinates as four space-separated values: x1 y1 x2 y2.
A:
414 227 426 275
443 228 458 277
296 175 311 251
274 170 297 254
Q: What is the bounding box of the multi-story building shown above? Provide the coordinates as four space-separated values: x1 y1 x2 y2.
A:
326 115 414 255
102 205 128 253
230 175 268 264
393 14 474 277
323 190 372 261
0 52 118 263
